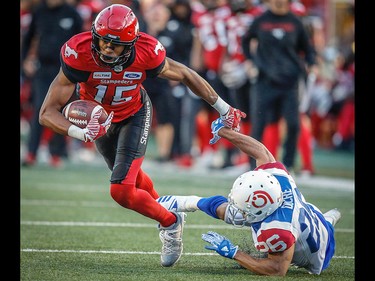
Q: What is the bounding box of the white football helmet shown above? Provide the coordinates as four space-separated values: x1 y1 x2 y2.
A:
227 170 283 224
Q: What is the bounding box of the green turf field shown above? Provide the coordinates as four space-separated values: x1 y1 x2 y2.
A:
20 148 354 281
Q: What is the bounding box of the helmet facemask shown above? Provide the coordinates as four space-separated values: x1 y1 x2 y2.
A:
225 203 250 227
91 25 139 68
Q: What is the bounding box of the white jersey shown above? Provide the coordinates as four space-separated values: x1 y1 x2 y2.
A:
250 162 336 274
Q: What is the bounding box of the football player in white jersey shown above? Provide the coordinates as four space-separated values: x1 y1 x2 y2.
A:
157 117 341 276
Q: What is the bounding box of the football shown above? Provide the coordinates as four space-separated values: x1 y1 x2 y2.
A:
62 100 108 129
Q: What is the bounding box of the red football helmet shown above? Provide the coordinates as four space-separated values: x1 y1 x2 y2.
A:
91 4 140 68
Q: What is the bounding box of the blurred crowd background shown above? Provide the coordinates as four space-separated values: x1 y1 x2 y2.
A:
20 0 354 175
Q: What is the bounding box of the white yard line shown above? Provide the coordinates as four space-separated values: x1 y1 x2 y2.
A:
20 220 354 233
21 248 354 260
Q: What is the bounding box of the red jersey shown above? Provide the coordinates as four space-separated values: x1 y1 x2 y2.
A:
191 5 231 72
225 6 264 62
60 31 166 123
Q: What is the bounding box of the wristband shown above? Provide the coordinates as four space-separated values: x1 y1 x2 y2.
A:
68 125 87 142
211 97 230 116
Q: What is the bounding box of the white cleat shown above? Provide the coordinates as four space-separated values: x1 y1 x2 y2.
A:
323 208 342 226
157 195 201 212
158 211 186 267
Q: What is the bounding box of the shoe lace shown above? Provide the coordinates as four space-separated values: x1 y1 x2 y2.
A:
159 228 182 254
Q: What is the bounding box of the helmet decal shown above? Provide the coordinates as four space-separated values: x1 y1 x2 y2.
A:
247 190 275 209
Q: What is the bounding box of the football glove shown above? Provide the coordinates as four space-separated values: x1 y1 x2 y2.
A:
83 109 114 142
202 231 238 259
221 106 246 131
209 118 225 145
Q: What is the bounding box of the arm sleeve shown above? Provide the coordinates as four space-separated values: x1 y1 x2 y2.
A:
145 59 166 78
257 228 296 253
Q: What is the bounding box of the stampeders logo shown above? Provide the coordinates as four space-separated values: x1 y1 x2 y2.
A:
245 191 274 209
140 100 151 145
64 43 78 59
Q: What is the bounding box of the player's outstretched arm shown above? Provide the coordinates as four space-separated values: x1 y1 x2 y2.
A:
210 118 275 167
158 58 246 130
233 245 294 276
201 231 294 276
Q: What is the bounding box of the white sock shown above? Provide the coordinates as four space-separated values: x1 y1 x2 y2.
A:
175 196 201 212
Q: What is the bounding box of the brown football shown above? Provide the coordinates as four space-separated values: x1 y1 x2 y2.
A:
62 100 108 129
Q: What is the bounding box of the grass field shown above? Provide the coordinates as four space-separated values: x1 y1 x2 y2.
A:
20 145 355 281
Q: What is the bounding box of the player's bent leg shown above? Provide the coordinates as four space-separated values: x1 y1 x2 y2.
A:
158 211 186 267
136 169 159 199
157 195 201 212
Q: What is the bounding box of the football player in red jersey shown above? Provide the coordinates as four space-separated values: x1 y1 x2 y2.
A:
39 4 246 267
